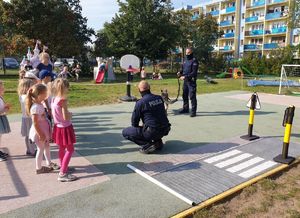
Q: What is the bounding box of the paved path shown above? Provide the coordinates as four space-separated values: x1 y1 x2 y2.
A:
0 122 109 215
1 91 300 218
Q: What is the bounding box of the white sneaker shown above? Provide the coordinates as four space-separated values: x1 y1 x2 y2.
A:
58 173 77 182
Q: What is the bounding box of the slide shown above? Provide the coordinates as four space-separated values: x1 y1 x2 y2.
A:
241 66 254 76
216 72 231 78
95 69 105 83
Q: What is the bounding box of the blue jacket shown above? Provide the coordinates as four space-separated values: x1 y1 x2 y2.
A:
131 92 170 128
181 58 199 81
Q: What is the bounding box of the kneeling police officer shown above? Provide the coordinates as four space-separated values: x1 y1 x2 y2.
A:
122 81 171 154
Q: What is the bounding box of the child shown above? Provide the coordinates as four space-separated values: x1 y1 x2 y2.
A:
19 70 26 80
71 64 81 82
26 84 59 174
140 67 147 80
39 70 54 123
36 52 53 74
52 78 77 182
18 79 36 156
58 66 72 79
0 81 11 161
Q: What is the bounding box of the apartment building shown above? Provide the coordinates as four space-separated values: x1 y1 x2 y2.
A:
177 0 299 59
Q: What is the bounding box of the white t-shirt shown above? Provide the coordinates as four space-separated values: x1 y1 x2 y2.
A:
30 103 45 121
19 95 29 118
0 97 6 115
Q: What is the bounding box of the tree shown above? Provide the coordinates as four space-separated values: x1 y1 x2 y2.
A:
93 29 112 58
1 0 94 58
172 9 193 62
103 0 178 62
290 0 300 29
192 14 222 64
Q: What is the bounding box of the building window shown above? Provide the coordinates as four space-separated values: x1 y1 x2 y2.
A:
241 40 244 45
242 13 245 19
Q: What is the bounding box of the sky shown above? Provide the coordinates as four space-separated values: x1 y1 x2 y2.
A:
81 0 200 32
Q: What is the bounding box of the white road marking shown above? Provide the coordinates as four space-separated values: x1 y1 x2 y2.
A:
226 157 264 173
204 150 242 164
238 161 277 178
215 153 253 168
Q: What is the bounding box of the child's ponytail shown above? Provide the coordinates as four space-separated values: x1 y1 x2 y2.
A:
25 84 47 116
25 89 34 116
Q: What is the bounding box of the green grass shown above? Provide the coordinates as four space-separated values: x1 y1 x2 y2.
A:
0 69 19 75
259 179 278 191
2 74 299 114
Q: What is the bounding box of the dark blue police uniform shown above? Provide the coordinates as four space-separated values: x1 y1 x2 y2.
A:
122 91 171 148
181 56 199 115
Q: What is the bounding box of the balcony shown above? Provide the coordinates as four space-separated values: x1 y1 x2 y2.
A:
272 26 287 33
244 44 262 50
245 16 258 22
252 0 265 7
265 11 283 20
267 0 287 4
192 14 199 21
225 6 236 13
209 10 219 16
219 45 234 51
224 32 235 38
224 45 233 50
247 0 265 8
220 20 234 26
245 29 264 36
263 43 279 49
265 26 287 34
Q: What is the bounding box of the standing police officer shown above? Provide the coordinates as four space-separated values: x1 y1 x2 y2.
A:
122 81 171 154
177 48 199 117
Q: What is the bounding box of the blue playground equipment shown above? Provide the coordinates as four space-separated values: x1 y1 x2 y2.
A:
248 80 300 87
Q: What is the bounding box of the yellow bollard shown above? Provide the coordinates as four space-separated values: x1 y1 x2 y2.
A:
241 93 259 141
274 106 295 165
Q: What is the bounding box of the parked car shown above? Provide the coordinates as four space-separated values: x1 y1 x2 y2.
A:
3 57 19 69
66 58 79 67
54 59 64 68
54 58 80 68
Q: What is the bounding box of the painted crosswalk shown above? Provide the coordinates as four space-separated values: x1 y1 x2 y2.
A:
204 150 242 164
215 153 253 168
203 149 278 179
238 161 277 178
226 157 264 173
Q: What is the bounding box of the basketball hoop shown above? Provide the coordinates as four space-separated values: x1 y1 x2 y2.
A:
119 54 140 102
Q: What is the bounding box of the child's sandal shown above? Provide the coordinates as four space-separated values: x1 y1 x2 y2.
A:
48 162 60 170
36 166 53 174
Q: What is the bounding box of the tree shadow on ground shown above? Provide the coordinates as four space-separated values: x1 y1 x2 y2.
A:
73 111 131 117
157 140 240 155
172 109 276 116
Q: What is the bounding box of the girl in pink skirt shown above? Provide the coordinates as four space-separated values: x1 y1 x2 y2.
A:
51 78 77 182
26 84 59 174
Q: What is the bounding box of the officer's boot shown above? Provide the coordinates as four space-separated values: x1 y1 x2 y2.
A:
139 142 156 154
154 139 164 150
190 112 196 117
179 103 189 114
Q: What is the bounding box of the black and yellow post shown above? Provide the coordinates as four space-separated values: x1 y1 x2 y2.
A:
274 106 296 165
241 93 259 141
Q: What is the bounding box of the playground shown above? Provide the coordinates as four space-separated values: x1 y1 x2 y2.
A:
2 88 300 217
